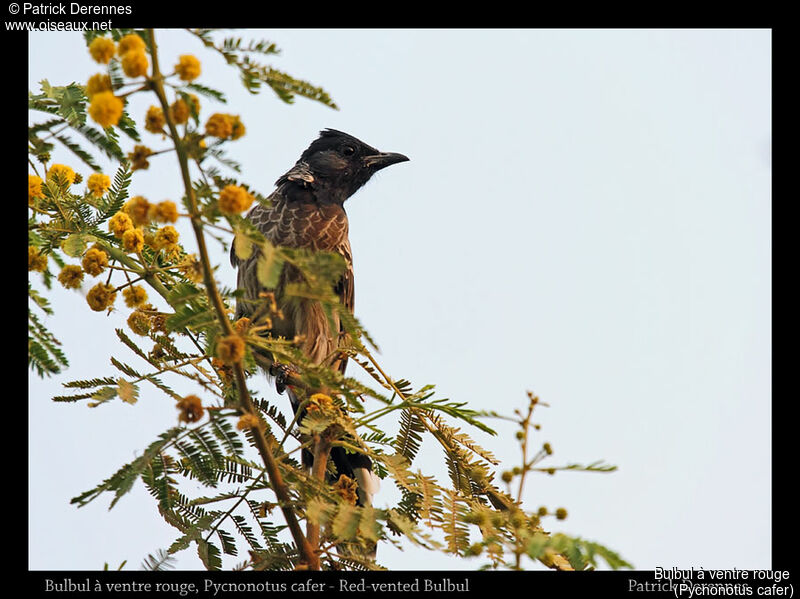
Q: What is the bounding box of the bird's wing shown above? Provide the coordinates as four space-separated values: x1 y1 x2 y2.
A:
274 161 315 189
334 237 354 375
231 197 288 321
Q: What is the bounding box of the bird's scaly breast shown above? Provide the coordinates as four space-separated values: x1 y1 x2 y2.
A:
283 202 349 252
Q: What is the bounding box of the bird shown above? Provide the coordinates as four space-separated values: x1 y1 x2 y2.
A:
231 129 409 511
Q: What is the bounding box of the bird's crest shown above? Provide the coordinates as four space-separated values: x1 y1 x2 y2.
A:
299 129 380 161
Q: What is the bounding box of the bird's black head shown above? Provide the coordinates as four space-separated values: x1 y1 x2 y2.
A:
282 129 408 204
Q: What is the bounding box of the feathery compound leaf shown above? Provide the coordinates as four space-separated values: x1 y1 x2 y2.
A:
176 438 220 488
256 239 285 288
261 67 338 109
575 538 633 570
141 549 177 571
96 163 132 221
28 310 68 377
413 473 443 526
188 29 337 109
208 411 244 456
232 220 261 261
395 409 426 464
444 449 472 496
186 82 227 104
117 378 139 405
331 503 361 541
28 117 65 135
30 81 87 125
197 539 223 570
216 527 238 556
142 452 178 510
525 533 632 570
116 109 140 142
60 376 118 390
28 284 53 314
231 514 264 553
442 490 470 555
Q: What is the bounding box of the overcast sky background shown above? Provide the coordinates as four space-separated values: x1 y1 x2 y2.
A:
28 29 771 571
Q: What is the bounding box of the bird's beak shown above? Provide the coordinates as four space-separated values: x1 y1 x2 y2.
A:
364 152 410 171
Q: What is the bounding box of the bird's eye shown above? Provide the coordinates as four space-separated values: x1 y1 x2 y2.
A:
341 145 355 156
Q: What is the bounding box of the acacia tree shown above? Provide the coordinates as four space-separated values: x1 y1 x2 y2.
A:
28 28 629 571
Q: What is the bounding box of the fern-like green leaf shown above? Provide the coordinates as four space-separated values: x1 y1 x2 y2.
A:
197 538 223 570
28 310 68 377
394 409 425 464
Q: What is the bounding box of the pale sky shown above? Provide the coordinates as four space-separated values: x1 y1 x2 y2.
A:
28 29 771 571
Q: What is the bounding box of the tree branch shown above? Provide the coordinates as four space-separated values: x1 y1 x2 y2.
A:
146 28 317 571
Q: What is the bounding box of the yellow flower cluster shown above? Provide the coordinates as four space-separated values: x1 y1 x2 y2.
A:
216 334 245 364
118 34 148 78
169 95 199 125
179 254 203 283
81 246 109 276
205 113 245 140
86 282 117 312
169 98 190 125
230 116 245 140
175 55 201 82
29 174 44 205
236 412 261 431
47 164 76 186
86 34 148 128
89 91 124 129
128 145 153 171
87 173 111 197
307 393 338 415
109 211 133 237
150 200 178 223
118 33 145 55
176 394 205 424
144 105 165 134
89 34 148 75
122 228 144 253
85 73 112 99
127 309 151 336
57 264 84 289
127 304 168 336
116 197 180 254
28 246 48 272
122 196 151 226
205 113 232 139
153 225 180 251
218 184 254 215
122 285 148 308
332 474 359 505
121 51 148 78
88 36 115 64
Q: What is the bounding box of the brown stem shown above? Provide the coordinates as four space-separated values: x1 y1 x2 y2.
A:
145 33 231 338
306 433 332 557
232 367 318 569
145 29 317 571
